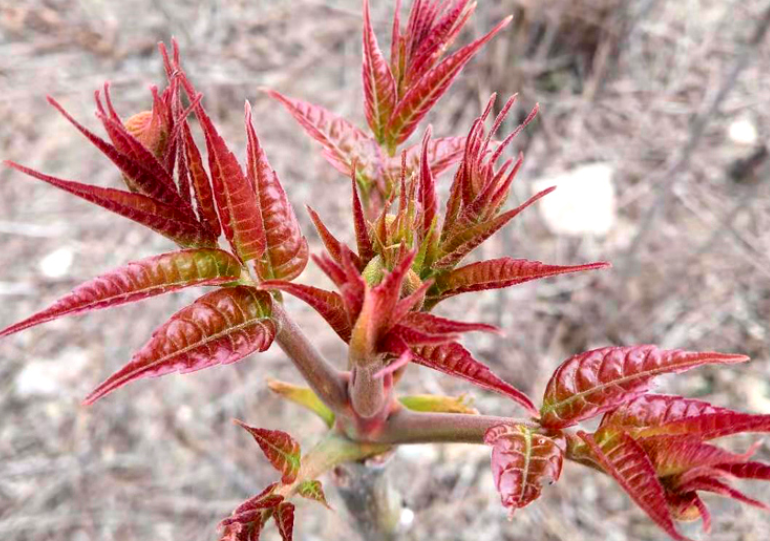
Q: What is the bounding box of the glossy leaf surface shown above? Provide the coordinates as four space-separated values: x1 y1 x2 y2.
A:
84 287 274 404
410 342 537 415
578 431 692 541
245 102 308 280
1 249 242 337
485 425 564 512
236 421 301 484
540 346 748 429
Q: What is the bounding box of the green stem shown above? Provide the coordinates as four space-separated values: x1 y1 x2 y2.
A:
272 303 350 415
371 409 537 444
277 433 391 498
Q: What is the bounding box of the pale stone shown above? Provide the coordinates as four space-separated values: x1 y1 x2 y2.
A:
533 163 616 237
728 118 758 146
15 347 90 397
39 246 74 278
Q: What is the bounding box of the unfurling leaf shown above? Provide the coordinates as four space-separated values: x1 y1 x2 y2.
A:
0 249 243 338
235 421 301 484
578 431 692 541
297 480 331 509
485 425 563 513
245 102 309 281
179 119 222 237
266 89 372 174
220 483 283 529
399 392 478 414
362 0 396 142
185 80 266 262
385 16 512 146
267 378 335 428
410 342 538 415
540 346 748 429
3 161 215 248
84 287 275 404
428 258 610 306
273 502 296 541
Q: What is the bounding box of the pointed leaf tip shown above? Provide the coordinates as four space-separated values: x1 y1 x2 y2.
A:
541 346 749 429
236 421 301 484
0 249 242 338
84 287 274 404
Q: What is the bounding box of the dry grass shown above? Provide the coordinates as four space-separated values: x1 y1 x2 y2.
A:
1 1 769 540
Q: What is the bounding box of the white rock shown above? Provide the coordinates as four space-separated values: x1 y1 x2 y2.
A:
533 163 616 237
728 118 758 146
15 347 90 397
39 247 74 278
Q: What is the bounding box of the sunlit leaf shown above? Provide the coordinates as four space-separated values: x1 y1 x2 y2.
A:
245 102 308 280
578 431 692 541
235 421 301 484
267 378 335 428
409 342 537 415
362 0 397 142
540 346 748 429
84 287 275 404
3 161 215 248
0 248 242 338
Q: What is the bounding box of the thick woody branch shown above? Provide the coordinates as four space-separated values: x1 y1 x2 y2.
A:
372 409 537 444
272 302 349 414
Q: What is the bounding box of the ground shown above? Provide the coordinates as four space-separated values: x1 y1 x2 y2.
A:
1 1 769 540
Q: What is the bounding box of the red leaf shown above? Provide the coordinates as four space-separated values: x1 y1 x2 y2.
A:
578 431 693 541
599 394 729 432
306 206 362 269
351 173 375 263
665 491 711 532
245 102 309 281
220 483 283 528
386 136 467 184
599 394 770 440
716 461 770 481
362 0 397 142
47 97 193 215
186 83 266 262
297 480 331 509
84 287 275 404
385 16 512 146
236 421 301 484
418 127 438 242
435 187 555 269
410 342 538 415
349 252 417 362
3 161 215 247
180 119 222 237
540 346 748 429
485 424 564 513
260 281 351 342
640 436 760 477
676 476 769 511
273 502 295 541
428 258 610 306
0 248 242 338
266 89 372 174
401 312 499 336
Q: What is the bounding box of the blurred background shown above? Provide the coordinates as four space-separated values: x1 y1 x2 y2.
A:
1 0 769 539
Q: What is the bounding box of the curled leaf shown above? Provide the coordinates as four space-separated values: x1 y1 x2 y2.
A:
267 378 335 428
485 424 563 513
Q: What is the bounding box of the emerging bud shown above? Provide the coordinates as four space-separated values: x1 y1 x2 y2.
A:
124 109 169 158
